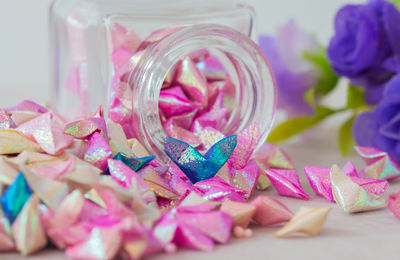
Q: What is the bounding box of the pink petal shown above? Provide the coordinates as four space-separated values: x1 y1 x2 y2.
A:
265 169 311 200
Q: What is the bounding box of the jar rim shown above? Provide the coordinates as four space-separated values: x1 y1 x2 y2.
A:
128 24 277 162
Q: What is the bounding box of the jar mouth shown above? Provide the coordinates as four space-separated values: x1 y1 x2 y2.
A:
129 24 277 162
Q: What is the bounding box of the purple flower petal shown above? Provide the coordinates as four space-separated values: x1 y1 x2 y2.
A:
353 111 376 147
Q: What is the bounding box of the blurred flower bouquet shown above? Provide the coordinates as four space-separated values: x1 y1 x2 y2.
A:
261 0 400 163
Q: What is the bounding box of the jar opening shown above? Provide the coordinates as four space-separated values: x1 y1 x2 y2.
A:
128 24 277 162
157 48 242 148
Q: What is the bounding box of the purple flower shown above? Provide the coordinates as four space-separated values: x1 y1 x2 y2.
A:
258 21 320 115
328 0 400 104
354 74 400 163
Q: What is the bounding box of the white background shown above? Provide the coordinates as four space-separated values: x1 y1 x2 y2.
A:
0 0 363 107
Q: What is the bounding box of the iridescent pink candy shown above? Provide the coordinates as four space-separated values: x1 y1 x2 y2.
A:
159 87 200 117
64 117 108 141
355 146 400 180
265 169 311 200
304 162 388 203
227 123 261 170
32 157 76 180
16 112 73 155
389 192 400 220
195 176 247 203
227 161 261 199
251 195 293 226
0 109 14 130
0 216 14 251
153 204 232 252
84 132 112 171
108 159 157 206
175 57 208 107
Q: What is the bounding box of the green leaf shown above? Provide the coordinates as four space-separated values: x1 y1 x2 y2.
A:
314 106 335 116
304 88 316 107
338 115 355 156
267 106 335 143
347 85 365 109
388 0 400 10
303 49 339 98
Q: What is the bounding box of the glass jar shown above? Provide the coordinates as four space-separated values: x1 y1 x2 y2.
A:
49 0 277 162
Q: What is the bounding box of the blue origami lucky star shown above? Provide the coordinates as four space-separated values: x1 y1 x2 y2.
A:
1 172 32 223
164 135 237 184
112 152 155 172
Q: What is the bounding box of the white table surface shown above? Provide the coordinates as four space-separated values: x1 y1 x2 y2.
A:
2 116 400 260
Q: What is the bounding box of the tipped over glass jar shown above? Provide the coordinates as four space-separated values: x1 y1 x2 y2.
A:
50 0 277 161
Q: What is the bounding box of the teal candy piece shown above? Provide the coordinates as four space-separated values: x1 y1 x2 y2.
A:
165 135 237 184
113 152 155 172
1 172 32 223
